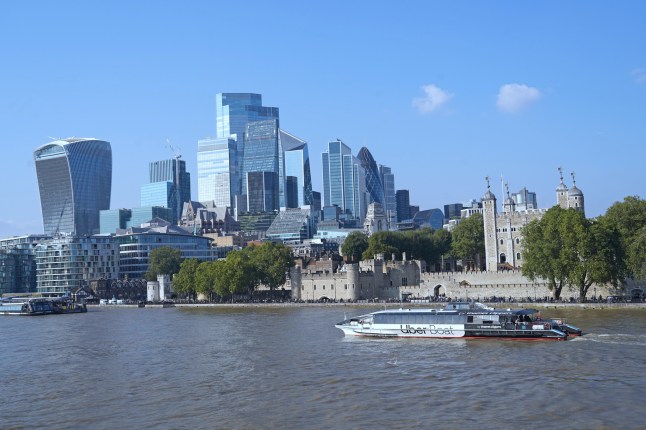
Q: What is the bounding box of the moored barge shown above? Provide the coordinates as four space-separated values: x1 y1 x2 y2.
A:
0 298 87 316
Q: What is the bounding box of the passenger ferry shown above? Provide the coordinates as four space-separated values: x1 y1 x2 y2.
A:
0 298 87 316
335 302 581 340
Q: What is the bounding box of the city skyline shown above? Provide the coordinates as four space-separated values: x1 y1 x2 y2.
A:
2 2 645 237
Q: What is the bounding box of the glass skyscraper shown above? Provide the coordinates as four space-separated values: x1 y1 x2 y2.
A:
379 165 397 229
34 138 112 236
241 119 280 200
197 137 237 207
322 140 365 222
357 147 385 205
148 158 191 221
200 93 279 207
282 130 313 208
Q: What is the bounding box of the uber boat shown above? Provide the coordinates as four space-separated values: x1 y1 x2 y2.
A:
335 302 579 340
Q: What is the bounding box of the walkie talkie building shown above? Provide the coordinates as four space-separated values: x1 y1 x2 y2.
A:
34 138 112 236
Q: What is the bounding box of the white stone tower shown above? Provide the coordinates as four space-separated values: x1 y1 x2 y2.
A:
482 176 498 272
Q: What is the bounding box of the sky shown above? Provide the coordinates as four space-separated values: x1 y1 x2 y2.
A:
1 1 645 238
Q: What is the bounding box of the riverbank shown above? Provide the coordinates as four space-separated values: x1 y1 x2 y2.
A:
88 301 646 310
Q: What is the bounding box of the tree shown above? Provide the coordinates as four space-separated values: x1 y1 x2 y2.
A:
341 231 369 262
601 196 646 281
194 260 216 300
521 209 569 300
172 258 200 299
522 206 622 301
450 213 485 270
146 247 182 281
362 231 398 261
250 242 294 297
219 249 257 301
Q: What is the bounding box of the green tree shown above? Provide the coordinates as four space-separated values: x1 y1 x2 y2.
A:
145 247 182 280
521 209 569 300
341 231 369 262
219 249 257 301
601 196 646 280
194 260 216 301
450 213 485 270
362 231 398 260
250 242 294 297
172 258 200 299
522 206 622 301
627 227 646 281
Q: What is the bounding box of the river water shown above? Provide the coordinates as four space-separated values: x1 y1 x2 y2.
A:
2 305 645 429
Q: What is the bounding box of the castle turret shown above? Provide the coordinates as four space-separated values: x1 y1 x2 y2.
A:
482 177 498 272
567 172 585 214
556 167 569 209
502 182 516 213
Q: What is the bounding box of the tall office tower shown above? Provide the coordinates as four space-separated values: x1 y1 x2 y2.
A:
357 147 385 205
197 137 237 207
444 203 464 223
34 138 112 236
241 119 280 201
379 165 397 229
142 158 190 223
246 171 279 212
198 93 279 208
321 140 365 222
281 130 313 208
396 189 411 222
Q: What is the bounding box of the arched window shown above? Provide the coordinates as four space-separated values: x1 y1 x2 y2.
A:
500 239 504 245
500 253 507 264
516 253 521 260
516 238 520 244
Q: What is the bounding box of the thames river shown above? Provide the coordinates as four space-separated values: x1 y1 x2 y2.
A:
2 305 645 429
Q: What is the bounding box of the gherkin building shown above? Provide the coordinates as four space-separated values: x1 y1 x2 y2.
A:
357 147 384 205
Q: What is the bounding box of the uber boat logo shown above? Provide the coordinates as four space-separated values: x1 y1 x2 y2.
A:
400 324 455 335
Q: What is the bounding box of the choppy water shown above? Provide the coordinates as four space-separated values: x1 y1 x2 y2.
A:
1 305 645 429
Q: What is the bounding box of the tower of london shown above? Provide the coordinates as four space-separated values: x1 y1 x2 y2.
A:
482 168 585 271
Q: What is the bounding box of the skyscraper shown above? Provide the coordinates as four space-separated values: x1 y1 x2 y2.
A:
140 158 190 223
197 137 237 207
379 165 397 229
396 189 411 222
34 138 112 236
322 140 365 222
357 147 385 206
198 94 279 209
281 130 313 208
241 119 280 200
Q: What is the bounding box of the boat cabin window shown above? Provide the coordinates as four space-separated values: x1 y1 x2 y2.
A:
467 316 473 323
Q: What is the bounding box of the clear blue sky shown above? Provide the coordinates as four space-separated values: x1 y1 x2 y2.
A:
1 1 645 238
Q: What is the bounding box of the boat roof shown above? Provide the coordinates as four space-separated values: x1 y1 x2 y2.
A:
369 303 538 316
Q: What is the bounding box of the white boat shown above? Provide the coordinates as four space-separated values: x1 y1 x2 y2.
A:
335 302 578 340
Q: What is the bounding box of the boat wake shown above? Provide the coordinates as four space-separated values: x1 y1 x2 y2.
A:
574 333 646 347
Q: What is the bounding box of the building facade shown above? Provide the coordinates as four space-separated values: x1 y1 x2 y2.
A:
146 158 191 222
396 189 411 222
0 235 50 294
35 235 119 295
34 138 112 236
357 147 385 206
114 220 216 280
322 140 365 223
379 165 397 229
482 171 585 271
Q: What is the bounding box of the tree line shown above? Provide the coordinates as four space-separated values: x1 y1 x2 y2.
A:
340 213 485 270
146 242 294 301
522 196 646 300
